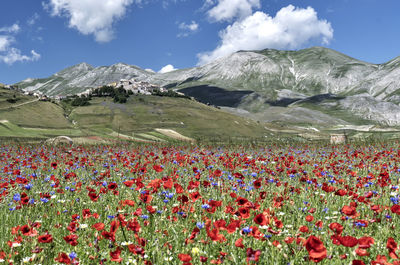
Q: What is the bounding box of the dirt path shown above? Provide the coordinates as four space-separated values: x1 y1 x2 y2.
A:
0 99 39 110
155 129 195 142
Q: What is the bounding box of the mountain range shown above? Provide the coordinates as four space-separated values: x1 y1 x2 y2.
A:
16 46 400 128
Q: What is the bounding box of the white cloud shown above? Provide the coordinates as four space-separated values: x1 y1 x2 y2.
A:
207 0 260 22
0 24 41 65
179 21 199 32
0 24 21 34
145 68 155 73
178 21 199 37
0 36 13 52
159 64 177 73
0 48 41 65
45 0 137 42
198 5 333 65
27 13 40 26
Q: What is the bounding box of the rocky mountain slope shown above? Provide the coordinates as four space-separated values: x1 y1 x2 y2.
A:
16 47 400 127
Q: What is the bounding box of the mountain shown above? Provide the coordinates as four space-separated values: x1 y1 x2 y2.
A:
17 62 154 96
16 47 400 127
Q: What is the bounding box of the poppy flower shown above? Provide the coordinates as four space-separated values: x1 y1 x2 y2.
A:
88 192 99 202
358 237 374 249
54 252 71 264
199 256 208 263
306 215 314 222
339 236 358 247
92 222 105 231
299 226 309 233
387 237 398 259
246 248 261 262
352 260 365 265
342 205 357 216
64 234 78 246
254 213 268 226
128 244 145 256
329 223 343 235
238 207 250 219
355 247 369 257
178 253 192 262
391 205 400 215
153 165 163 172
304 236 327 263
110 247 123 262
38 234 53 243
235 238 244 248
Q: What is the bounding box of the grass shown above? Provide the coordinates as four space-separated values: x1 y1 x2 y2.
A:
0 101 72 129
69 96 268 140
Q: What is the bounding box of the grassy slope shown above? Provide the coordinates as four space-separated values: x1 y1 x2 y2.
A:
70 96 268 140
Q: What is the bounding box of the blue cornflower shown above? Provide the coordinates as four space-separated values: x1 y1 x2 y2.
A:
69 252 77 260
242 227 252 234
196 222 205 229
141 215 149 219
13 193 21 201
201 204 210 209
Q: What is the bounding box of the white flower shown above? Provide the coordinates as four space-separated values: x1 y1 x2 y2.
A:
80 224 88 229
11 242 21 248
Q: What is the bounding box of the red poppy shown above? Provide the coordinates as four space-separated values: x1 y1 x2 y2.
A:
92 222 105 231
88 192 99 202
38 234 53 243
128 244 145 256
153 165 163 172
339 236 358 247
235 197 249 206
178 253 192 262
199 256 208 263
235 238 244 248
108 182 118 190
110 247 123 262
355 247 369 257
238 207 250 219
387 237 398 259
329 222 343 235
304 236 327 263
246 248 261 262
253 213 268 226
64 234 78 246
358 237 374 249
299 225 309 233
123 180 135 187
391 205 400 215
306 215 314 222
54 252 71 264
253 179 262 189
342 205 357 216
352 260 365 265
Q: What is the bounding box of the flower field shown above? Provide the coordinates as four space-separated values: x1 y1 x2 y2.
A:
1 142 400 265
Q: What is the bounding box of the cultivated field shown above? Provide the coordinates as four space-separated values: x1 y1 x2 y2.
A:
1 142 400 264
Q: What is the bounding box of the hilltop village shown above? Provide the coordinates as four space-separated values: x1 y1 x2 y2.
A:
77 78 168 97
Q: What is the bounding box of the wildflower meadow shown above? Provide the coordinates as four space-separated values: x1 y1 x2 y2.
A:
1 142 400 264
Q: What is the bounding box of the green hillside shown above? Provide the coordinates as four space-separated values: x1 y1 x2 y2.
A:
0 88 271 142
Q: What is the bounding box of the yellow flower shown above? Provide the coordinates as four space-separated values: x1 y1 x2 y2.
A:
191 247 200 255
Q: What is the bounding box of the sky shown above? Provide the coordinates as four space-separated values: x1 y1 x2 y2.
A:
0 0 399 84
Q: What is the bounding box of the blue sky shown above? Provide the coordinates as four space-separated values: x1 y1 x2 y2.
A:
0 0 399 84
